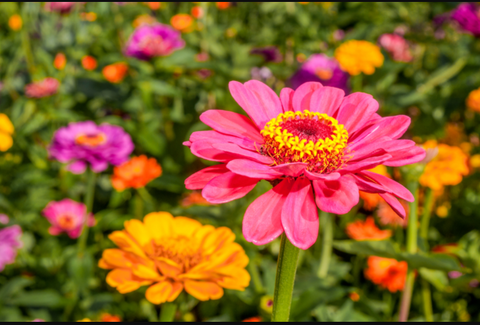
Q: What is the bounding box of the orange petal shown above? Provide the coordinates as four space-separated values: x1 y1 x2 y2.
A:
108 230 147 258
167 282 184 302
111 176 127 191
132 263 162 281
172 216 202 237
102 249 134 268
156 257 182 278
106 269 151 293
145 281 173 304
215 267 251 290
124 219 152 247
192 224 215 243
201 227 236 255
144 212 174 243
184 280 224 301
98 258 113 269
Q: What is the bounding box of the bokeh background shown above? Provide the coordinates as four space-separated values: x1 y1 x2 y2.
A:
1 2 480 322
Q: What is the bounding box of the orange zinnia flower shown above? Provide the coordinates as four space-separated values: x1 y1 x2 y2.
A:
102 62 128 83
345 217 392 241
99 212 250 303
144 2 161 10
191 6 204 19
53 53 67 70
170 14 194 33
467 88 480 112
242 316 262 322
419 140 469 191
82 55 98 71
181 191 211 207
111 155 162 191
216 2 230 9
133 14 157 28
364 256 407 293
377 198 408 227
99 313 121 322
334 40 384 75
8 14 22 31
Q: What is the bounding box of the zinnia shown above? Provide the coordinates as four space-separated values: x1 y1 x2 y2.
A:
81 55 98 71
8 14 22 31
25 77 59 98
48 121 134 174
170 14 194 33
419 140 469 191
466 88 480 112
102 63 128 83
345 217 392 241
111 155 162 191
289 54 349 93
364 256 407 293
184 80 425 249
44 2 83 13
451 3 480 37
99 212 250 303
359 165 390 210
54 53 67 70
42 199 95 239
0 113 14 152
378 34 413 63
125 24 185 60
334 40 384 75
250 46 283 63
0 225 22 272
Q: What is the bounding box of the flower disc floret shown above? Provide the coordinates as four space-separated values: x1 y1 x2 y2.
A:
260 110 349 173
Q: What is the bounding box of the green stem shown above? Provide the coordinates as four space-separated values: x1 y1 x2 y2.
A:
271 234 300 322
420 188 434 241
248 261 265 294
421 278 433 322
21 22 35 76
77 169 96 257
317 211 333 278
398 181 419 322
134 191 144 219
159 302 177 322
137 186 154 203
352 74 363 92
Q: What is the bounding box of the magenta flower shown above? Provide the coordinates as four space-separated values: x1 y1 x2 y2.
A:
124 24 185 61
184 81 425 249
289 54 349 93
378 34 413 63
48 121 134 174
451 3 480 37
42 199 95 239
25 78 59 98
0 225 22 272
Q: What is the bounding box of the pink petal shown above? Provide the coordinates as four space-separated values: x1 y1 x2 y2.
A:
313 175 359 215
202 172 259 204
244 80 283 125
309 86 345 116
211 143 273 164
349 115 411 145
48 226 62 236
281 177 319 250
67 161 87 174
340 154 392 173
292 82 323 112
271 162 308 177
305 170 341 181
191 141 272 164
185 165 229 190
243 178 294 245
229 81 269 128
360 171 414 202
189 130 257 149
352 174 386 193
384 145 426 167
348 136 392 159
379 193 406 219
280 88 294 112
200 110 263 143
227 159 282 179
336 92 379 134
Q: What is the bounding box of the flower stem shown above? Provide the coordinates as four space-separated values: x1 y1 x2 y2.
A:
248 261 265 294
398 181 419 322
420 187 434 242
159 302 177 322
421 277 434 321
77 168 96 257
317 211 333 278
271 233 300 322
134 191 144 219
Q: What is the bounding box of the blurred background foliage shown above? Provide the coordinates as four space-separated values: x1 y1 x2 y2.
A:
0 1 480 322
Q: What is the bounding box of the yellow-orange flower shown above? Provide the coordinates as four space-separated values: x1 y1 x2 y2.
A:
359 165 390 210
8 14 22 31
334 40 384 75
364 256 407 293
133 14 157 28
170 14 194 33
111 155 162 191
466 88 480 112
99 212 250 304
102 62 128 83
0 114 14 152
419 140 469 191
345 217 392 241
53 53 67 70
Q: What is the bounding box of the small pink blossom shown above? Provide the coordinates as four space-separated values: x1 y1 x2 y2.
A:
0 225 22 272
0 214 9 225
44 2 84 13
25 78 59 98
42 199 95 239
378 34 413 63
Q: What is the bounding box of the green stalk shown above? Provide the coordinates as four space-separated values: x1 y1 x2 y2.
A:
134 191 144 219
159 302 177 322
317 211 333 278
398 181 419 322
271 234 300 322
352 74 363 92
248 261 265 294
421 278 434 321
420 188 434 242
77 168 96 257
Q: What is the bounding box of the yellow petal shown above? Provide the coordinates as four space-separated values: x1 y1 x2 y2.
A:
101 249 134 269
0 133 13 152
132 264 162 281
172 216 202 237
145 281 173 305
0 114 14 135
184 280 224 301
201 227 235 255
124 219 152 247
215 267 251 290
108 230 147 258
144 212 174 243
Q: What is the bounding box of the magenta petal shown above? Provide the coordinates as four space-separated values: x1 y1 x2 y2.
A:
202 172 259 204
185 165 229 190
350 115 411 145
336 92 379 134
352 174 386 193
341 154 392 173
271 162 308 177
379 193 406 219
305 170 341 181
361 171 414 202
67 161 87 174
281 177 319 250
313 175 359 215
244 80 283 123
211 143 273 164
227 159 282 179
292 82 323 112
200 110 263 143
309 86 345 116
280 87 294 112
243 178 293 245
384 145 426 167
189 130 257 149
229 81 270 128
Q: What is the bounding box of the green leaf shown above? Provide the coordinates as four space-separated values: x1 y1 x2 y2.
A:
0 277 34 303
398 252 462 272
8 290 64 308
419 268 449 291
332 240 398 258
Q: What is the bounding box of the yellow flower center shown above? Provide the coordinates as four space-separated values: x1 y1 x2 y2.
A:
75 133 106 147
260 110 349 173
58 214 76 230
151 235 202 271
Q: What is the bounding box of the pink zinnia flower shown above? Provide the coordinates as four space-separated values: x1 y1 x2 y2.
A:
378 34 413 63
42 199 95 239
184 81 425 249
0 225 22 272
25 78 59 98
44 2 84 13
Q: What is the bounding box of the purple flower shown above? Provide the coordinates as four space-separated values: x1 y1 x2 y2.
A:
124 23 185 61
48 121 134 174
250 46 283 63
451 3 480 37
0 225 22 272
289 54 349 92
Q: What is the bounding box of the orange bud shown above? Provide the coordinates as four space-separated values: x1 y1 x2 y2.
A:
53 53 67 70
145 2 161 10
216 2 230 9
102 62 128 83
8 14 22 31
191 6 204 19
81 55 98 71
170 14 194 33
